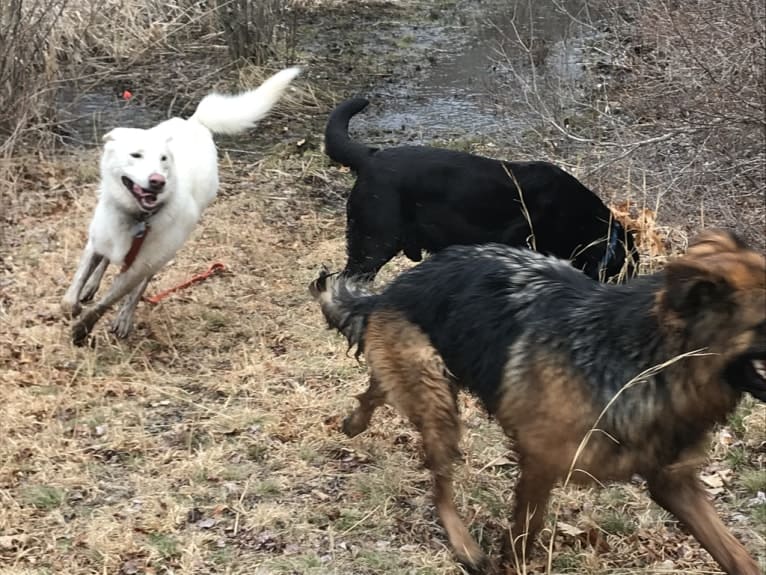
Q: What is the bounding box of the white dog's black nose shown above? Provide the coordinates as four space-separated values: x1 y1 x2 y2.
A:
148 174 166 191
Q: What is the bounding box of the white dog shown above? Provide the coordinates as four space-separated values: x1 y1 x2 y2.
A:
62 67 300 345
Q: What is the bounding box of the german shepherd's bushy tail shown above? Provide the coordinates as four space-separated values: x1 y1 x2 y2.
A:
309 271 376 356
324 97 375 170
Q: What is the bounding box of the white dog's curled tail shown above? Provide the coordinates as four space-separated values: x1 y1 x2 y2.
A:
190 67 301 135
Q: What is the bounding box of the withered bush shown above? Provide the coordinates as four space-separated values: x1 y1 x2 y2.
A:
495 0 765 248
0 0 70 154
0 0 294 156
217 0 290 64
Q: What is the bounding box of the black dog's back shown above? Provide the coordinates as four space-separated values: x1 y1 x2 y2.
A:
324 98 639 282
356 148 607 250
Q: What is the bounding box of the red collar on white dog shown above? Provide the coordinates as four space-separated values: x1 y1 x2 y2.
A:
121 221 150 273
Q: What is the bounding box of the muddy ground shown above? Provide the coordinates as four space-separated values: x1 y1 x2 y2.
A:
1 1 764 574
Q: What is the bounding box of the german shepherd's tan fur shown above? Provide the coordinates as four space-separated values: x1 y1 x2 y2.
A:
310 230 765 574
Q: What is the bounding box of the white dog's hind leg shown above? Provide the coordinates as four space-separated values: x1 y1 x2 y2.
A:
62 246 103 318
110 276 151 339
71 265 152 346
80 257 109 303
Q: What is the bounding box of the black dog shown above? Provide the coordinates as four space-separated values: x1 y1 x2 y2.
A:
325 98 639 282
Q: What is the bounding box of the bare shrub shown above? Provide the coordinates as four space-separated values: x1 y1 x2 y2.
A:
493 0 766 249
0 0 297 157
217 0 291 64
0 0 70 154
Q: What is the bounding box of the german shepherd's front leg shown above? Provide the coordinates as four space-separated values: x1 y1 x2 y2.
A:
648 469 760 575
342 376 386 437
504 463 557 570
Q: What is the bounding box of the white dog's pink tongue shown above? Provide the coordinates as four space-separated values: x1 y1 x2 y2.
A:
132 183 145 197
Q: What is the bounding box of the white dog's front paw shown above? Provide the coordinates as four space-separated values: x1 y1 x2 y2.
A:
71 320 91 346
79 281 99 304
110 313 135 339
61 297 82 319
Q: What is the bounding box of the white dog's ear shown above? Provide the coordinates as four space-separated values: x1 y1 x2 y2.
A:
102 128 126 143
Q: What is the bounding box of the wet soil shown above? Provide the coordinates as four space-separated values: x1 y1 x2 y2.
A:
57 0 591 150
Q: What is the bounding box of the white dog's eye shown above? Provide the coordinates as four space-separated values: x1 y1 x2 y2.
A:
161 155 167 161
130 152 142 159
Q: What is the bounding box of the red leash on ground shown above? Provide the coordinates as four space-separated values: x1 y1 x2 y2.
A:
143 262 226 305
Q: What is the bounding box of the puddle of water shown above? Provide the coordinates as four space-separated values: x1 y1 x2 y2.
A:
56 85 169 146
56 1 592 150
353 0 592 146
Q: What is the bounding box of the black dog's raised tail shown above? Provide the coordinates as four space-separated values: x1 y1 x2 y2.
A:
324 98 373 171
309 270 376 356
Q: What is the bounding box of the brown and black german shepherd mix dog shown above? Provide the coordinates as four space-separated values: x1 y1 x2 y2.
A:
310 230 765 575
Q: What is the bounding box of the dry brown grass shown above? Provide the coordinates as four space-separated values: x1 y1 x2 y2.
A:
1 0 765 573
1 134 764 574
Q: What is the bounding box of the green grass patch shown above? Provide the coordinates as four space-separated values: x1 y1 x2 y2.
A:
148 533 180 559
551 549 586 572
253 479 281 498
751 503 766 536
739 469 766 494
725 446 750 470
597 509 636 536
22 484 65 510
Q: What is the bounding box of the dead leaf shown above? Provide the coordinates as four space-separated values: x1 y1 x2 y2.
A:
197 517 216 529
0 533 29 550
718 428 735 447
557 521 584 537
121 559 140 575
654 559 676 571
700 472 724 489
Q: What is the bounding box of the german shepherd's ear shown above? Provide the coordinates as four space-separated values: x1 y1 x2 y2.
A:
663 260 733 314
686 229 748 257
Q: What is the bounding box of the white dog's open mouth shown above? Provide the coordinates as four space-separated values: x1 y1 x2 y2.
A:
122 176 160 212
